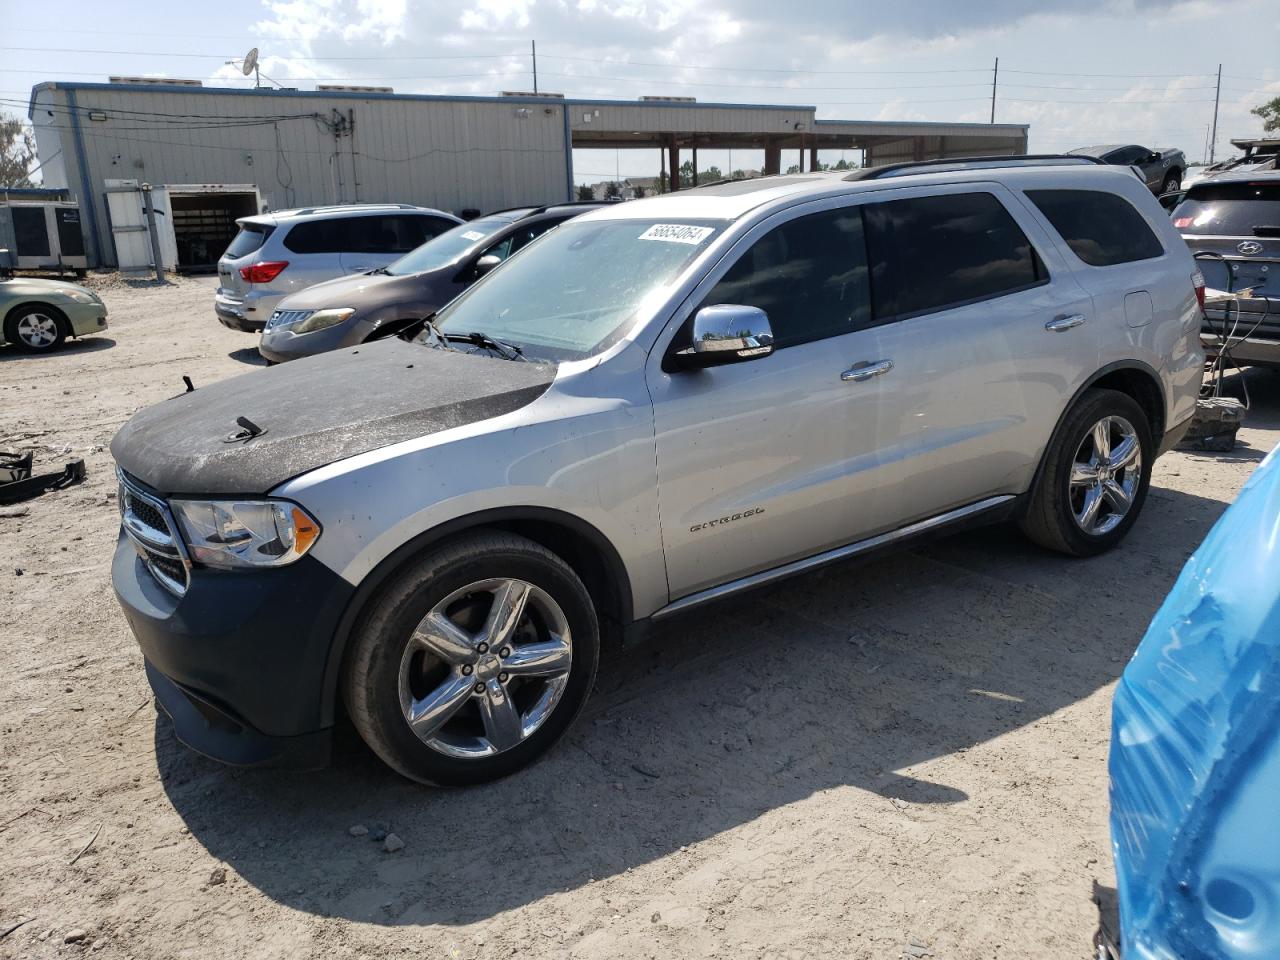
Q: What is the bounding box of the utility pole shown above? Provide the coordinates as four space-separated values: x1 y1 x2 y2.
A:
532 40 538 95
990 57 999 124
1209 63 1222 165
141 183 164 283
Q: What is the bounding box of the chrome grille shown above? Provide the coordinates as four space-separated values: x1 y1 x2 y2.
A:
118 470 190 597
266 309 312 330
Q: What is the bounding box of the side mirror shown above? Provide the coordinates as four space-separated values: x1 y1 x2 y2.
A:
1147 152 1161 164
474 254 502 277
672 304 774 369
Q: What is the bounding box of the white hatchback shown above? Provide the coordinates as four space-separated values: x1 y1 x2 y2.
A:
214 203 461 332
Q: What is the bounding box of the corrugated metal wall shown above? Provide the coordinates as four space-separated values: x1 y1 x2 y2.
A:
32 86 571 267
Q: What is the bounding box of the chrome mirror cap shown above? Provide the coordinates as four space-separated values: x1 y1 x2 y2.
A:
474 254 503 277
676 304 775 368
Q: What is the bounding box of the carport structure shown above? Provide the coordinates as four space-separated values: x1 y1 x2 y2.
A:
566 99 1029 187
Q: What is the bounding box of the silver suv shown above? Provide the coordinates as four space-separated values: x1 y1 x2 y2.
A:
214 203 460 332
112 159 1204 785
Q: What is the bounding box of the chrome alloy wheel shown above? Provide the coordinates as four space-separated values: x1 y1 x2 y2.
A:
16 312 60 349
1069 415 1142 536
398 578 573 759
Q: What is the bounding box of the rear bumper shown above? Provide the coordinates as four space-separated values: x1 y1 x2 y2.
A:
1201 330 1280 367
112 532 354 767
215 289 282 333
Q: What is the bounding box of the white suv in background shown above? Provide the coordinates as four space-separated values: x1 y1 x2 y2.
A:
214 203 461 332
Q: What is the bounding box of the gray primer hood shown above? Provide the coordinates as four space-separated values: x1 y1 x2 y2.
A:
111 338 556 495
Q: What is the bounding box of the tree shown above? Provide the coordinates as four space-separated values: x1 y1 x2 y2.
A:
633 185 646 199
0 115 37 187
785 163 801 174
656 170 669 193
604 180 622 199
833 158 854 171
1253 96 1280 133
576 184 594 201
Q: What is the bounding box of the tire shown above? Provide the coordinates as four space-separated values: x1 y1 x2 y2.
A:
1019 388 1153 557
4 304 67 354
342 530 600 786
1161 172 1181 195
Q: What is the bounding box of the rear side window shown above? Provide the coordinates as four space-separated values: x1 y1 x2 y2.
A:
224 223 274 259
1026 189 1164 266
349 215 455 254
282 218 347 254
1171 182 1280 236
863 192 1046 320
701 206 871 348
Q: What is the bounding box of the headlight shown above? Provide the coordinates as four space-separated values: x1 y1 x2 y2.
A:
170 499 321 569
63 289 99 304
293 307 356 334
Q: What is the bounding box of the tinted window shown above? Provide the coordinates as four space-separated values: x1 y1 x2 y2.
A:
347 214 453 254
1108 146 1146 165
701 207 871 348
1027 189 1165 266
482 217 567 264
282 218 347 254
863 192 1045 319
1171 181 1280 236
224 223 274 258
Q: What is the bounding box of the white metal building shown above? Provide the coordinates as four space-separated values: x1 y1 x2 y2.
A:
27 80 1029 269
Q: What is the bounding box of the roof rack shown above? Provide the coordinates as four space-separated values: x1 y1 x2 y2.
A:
483 200 608 218
287 202 425 216
844 154 1106 181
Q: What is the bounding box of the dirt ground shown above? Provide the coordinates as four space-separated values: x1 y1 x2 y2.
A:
1 275 1276 960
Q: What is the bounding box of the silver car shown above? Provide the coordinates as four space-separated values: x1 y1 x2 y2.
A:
214 203 460 332
112 158 1203 785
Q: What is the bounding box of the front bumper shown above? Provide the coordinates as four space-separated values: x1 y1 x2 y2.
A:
259 317 372 363
65 301 108 337
112 531 355 767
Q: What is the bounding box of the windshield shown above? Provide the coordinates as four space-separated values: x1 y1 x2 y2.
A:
384 216 512 275
428 218 724 362
1172 182 1280 235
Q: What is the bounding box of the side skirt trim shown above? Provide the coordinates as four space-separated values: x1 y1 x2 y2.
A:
650 494 1016 620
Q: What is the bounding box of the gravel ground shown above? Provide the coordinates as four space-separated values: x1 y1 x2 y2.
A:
1 275 1277 960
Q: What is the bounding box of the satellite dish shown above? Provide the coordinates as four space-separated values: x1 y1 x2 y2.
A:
242 47 259 77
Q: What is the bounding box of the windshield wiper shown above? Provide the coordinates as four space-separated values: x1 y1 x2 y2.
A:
367 266 391 275
452 331 527 362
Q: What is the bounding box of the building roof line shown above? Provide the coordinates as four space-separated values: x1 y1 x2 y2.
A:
28 80 817 119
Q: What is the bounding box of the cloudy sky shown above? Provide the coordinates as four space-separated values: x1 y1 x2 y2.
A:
4 0 1279 183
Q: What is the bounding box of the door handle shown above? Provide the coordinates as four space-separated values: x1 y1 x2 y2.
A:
1045 314 1087 332
841 359 894 382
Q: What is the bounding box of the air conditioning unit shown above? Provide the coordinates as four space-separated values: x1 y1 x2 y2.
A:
0 198 88 272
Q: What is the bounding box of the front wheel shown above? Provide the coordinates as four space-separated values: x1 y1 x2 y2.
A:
5 304 67 353
1020 389 1153 557
1161 173 1181 195
343 531 600 786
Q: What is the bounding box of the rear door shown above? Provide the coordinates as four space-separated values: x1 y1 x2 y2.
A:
855 184 1098 529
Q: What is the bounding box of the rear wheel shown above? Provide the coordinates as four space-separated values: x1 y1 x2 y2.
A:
5 304 67 353
343 531 599 786
1020 389 1153 557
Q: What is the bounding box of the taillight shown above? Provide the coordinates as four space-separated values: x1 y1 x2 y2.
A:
239 260 288 284
1192 269 1206 309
